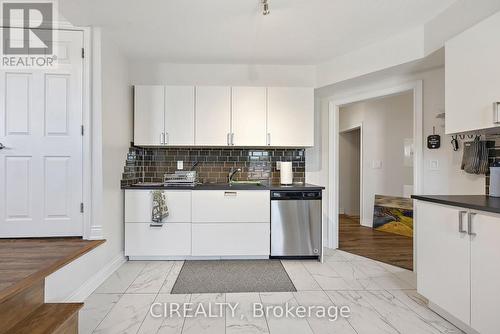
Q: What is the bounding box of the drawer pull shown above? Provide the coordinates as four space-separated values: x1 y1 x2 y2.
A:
458 211 467 234
224 191 237 196
149 223 163 228
467 212 477 236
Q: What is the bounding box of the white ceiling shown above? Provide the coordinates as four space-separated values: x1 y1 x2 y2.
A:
60 0 456 65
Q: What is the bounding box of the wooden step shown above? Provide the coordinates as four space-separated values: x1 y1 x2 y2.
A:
0 280 44 334
0 238 105 303
5 303 83 334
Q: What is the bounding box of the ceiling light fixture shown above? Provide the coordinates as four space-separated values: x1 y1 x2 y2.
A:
261 0 270 16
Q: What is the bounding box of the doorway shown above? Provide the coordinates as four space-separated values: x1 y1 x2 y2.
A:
0 29 85 237
335 90 416 270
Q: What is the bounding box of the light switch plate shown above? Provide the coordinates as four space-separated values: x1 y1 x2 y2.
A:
429 160 439 170
177 161 184 170
371 160 382 169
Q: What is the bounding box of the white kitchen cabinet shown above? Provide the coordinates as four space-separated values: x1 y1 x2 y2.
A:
195 86 231 146
416 201 471 324
445 11 500 134
124 190 191 223
267 87 314 147
416 200 500 334
125 223 191 257
231 87 267 146
192 223 270 256
165 86 195 145
470 211 500 334
192 190 270 223
134 85 165 146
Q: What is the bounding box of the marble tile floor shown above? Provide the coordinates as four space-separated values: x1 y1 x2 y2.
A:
80 249 462 334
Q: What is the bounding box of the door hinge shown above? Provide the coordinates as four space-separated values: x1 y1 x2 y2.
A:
80 203 84 213
81 48 85 58
81 125 84 136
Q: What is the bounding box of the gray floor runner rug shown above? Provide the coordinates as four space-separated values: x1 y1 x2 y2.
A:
171 260 296 294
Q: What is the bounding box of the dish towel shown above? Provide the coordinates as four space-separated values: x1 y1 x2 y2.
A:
461 138 491 175
151 190 169 224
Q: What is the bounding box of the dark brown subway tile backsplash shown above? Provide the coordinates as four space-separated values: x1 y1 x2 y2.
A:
121 145 306 187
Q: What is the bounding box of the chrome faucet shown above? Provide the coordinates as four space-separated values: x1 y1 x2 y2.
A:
228 168 241 184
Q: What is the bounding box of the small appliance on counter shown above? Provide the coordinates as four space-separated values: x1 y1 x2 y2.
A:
490 162 500 197
280 161 293 185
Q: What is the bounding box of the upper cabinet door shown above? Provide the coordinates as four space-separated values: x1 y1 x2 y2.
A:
134 85 165 146
267 87 314 147
165 86 195 146
195 86 231 146
232 87 267 146
470 211 500 334
445 12 500 134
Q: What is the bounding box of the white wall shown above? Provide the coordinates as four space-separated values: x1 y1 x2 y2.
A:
306 66 485 243
339 93 414 226
46 28 133 301
129 62 316 87
339 129 360 216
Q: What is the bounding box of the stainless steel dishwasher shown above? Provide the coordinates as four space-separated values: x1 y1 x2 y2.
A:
270 190 322 259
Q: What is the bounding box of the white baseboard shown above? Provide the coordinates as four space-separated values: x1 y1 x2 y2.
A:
65 253 126 302
361 218 372 228
428 302 479 334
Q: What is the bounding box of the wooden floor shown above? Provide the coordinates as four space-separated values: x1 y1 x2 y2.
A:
0 238 105 302
339 215 413 270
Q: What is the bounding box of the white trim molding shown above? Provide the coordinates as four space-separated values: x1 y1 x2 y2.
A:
328 81 423 262
64 253 126 302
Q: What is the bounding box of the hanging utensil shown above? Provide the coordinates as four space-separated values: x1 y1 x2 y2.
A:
451 135 459 151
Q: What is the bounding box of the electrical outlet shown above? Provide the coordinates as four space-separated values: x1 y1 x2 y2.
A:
371 160 382 169
177 161 184 170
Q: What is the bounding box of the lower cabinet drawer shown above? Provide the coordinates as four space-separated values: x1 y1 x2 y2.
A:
125 223 191 257
192 223 270 256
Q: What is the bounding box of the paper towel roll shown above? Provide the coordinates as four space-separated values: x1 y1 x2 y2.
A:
280 162 293 185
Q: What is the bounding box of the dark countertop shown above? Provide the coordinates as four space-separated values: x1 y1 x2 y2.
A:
121 183 325 191
412 195 500 215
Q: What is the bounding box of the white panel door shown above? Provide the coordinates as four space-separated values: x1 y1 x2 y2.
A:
195 86 231 146
231 87 267 146
0 30 84 237
470 211 500 334
267 87 314 147
134 85 164 146
165 86 195 146
416 201 470 324
445 11 500 134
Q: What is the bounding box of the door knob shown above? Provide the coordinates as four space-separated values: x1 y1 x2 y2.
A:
0 143 5 150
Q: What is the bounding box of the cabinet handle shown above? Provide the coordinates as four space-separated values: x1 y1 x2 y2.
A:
165 132 169 145
224 191 237 196
468 212 477 236
493 102 500 124
227 133 231 146
266 133 271 146
160 133 164 145
149 223 163 228
458 211 467 234
231 133 235 146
